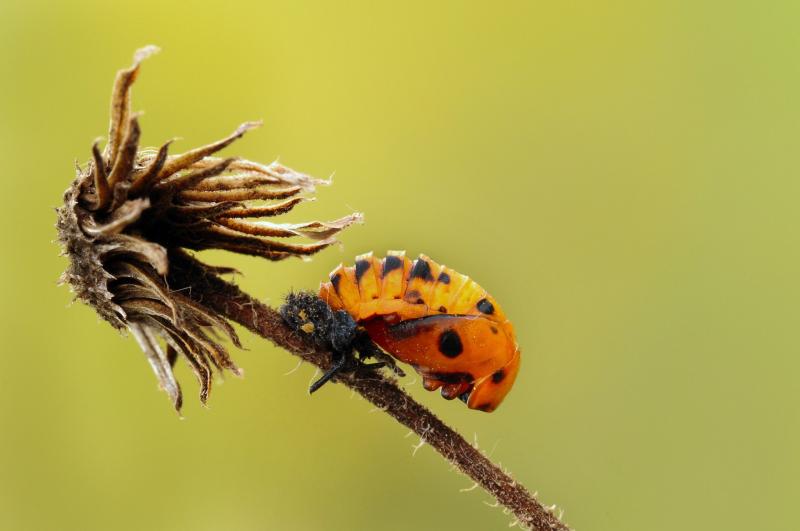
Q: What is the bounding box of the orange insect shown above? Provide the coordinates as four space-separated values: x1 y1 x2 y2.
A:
314 251 521 412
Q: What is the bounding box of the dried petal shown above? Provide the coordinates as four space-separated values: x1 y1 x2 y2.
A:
105 45 160 167
216 197 308 218
128 140 172 196
156 122 260 181
81 198 150 236
90 141 110 210
130 322 182 410
215 212 363 240
177 185 303 202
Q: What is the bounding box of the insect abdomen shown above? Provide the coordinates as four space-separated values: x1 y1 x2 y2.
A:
319 251 507 323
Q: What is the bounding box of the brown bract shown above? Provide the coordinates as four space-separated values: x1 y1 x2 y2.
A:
56 46 362 411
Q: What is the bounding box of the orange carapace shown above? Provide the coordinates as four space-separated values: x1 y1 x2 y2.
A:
319 251 520 412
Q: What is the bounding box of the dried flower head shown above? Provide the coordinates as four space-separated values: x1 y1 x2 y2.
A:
56 46 362 410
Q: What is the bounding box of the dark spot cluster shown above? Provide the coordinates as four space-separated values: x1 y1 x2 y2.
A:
437 271 451 284
438 329 463 358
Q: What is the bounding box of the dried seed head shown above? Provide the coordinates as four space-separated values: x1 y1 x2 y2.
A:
56 46 362 411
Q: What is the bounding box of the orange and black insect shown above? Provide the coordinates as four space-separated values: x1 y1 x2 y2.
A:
281 251 520 412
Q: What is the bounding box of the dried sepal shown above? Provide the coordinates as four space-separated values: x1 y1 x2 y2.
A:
176 184 304 202
217 196 308 218
215 212 364 240
155 122 261 182
57 47 362 410
128 140 172 197
105 45 159 167
130 322 182 410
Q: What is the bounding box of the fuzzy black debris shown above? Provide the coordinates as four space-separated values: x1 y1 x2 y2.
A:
281 291 358 352
280 291 404 393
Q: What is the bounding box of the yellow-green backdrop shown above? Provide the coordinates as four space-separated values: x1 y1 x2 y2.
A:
1 1 798 530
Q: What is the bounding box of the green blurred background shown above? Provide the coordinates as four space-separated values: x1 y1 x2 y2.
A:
1 1 798 529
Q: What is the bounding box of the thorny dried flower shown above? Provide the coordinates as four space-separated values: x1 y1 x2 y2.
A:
56 46 362 411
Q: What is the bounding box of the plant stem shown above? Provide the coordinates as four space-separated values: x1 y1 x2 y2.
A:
169 252 569 531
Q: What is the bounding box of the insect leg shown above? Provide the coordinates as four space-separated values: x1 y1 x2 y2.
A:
353 332 406 377
308 349 349 394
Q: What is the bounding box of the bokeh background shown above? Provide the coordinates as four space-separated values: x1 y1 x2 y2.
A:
1 1 798 529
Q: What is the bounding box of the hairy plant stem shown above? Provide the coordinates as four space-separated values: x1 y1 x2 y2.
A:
168 252 569 531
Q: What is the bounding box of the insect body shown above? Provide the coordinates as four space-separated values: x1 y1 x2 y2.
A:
317 251 520 412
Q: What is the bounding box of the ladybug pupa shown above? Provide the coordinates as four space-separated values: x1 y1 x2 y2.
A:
282 251 520 412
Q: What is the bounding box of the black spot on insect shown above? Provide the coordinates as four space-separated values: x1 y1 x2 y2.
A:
330 272 342 293
416 298 425 305
476 403 493 412
382 255 402 277
490 326 499 335
477 298 494 315
388 322 416 340
431 371 475 383
437 271 451 284
404 289 421 301
492 369 505 383
386 315 467 343
355 259 370 283
438 329 463 358
438 306 447 313
410 259 434 281
387 316 436 340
